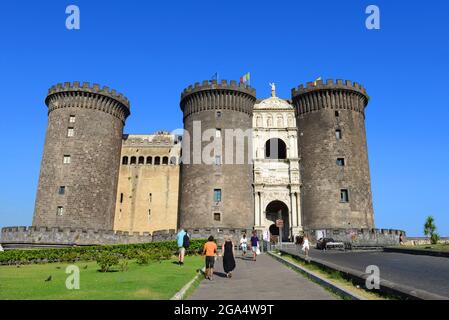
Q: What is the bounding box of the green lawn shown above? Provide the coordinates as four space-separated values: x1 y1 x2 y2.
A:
0 256 203 300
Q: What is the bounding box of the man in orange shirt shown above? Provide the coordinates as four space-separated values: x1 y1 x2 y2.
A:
203 236 218 280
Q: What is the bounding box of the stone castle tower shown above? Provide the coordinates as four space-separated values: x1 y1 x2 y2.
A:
291 79 374 230
33 82 130 230
178 80 256 229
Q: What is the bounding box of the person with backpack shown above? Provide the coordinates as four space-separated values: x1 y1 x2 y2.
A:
176 228 187 265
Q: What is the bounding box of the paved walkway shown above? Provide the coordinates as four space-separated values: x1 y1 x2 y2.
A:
188 253 337 300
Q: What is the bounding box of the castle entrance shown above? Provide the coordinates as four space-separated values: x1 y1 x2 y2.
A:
266 200 290 242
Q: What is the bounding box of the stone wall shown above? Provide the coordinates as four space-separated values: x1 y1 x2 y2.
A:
305 228 405 247
292 79 375 230
179 80 256 230
33 82 130 231
1 226 151 246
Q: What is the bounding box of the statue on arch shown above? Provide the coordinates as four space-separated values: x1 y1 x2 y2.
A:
269 82 276 97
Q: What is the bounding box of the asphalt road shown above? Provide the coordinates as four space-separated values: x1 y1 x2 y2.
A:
284 247 449 298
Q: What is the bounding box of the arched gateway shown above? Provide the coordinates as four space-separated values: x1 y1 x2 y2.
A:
266 200 290 241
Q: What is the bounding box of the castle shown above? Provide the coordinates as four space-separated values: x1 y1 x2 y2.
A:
0 78 404 248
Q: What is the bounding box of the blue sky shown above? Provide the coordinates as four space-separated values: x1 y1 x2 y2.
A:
0 0 448 236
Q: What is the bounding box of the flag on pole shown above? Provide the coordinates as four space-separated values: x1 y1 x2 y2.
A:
240 72 250 84
313 76 322 86
211 72 219 81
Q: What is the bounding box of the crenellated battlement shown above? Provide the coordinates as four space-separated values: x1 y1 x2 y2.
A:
291 79 367 97
47 82 130 108
181 79 256 100
291 79 370 116
180 80 256 117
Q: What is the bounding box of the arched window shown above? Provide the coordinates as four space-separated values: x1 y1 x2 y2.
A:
146 156 153 165
170 156 177 165
162 156 169 165
138 156 145 165
265 138 287 160
130 156 137 165
154 156 161 165
122 156 129 165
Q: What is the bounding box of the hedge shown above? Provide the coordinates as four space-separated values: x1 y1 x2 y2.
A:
0 239 207 265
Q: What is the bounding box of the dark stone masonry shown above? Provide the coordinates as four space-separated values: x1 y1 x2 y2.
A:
0 78 405 248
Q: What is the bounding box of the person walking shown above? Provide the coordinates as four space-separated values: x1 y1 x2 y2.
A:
222 236 236 278
250 231 259 261
176 228 187 265
239 233 248 257
203 236 218 280
302 235 310 258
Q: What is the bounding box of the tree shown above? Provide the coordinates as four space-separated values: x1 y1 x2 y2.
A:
424 216 440 245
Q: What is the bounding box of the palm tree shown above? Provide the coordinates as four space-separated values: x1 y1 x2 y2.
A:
424 216 439 245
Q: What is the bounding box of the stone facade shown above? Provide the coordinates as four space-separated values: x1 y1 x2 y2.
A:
33 82 130 231
114 132 181 234
1 78 385 247
291 79 375 230
178 80 256 229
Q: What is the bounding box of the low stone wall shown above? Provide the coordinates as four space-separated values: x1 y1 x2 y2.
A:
402 237 449 246
304 228 405 247
0 226 152 246
153 228 254 246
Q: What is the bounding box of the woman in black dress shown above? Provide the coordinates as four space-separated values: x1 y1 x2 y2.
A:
222 237 236 278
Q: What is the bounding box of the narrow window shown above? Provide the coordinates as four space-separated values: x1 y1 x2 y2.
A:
216 111 222 119
214 212 221 221
58 186 65 195
56 206 64 216
130 156 136 165
162 156 169 165
340 189 349 203
148 209 151 219
67 127 74 137
122 156 129 165
69 115 76 123
337 158 345 166
149 193 152 203
214 189 222 202
63 155 71 164
336 129 342 140
138 156 145 165
335 111 339 117
170 156 177 165
216 129 221 138
154 157 161 165
120 193 124 203
215 155 221 165
146 156 153 165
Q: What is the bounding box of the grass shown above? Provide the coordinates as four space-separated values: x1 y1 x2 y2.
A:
278 253 393 300
396 244 449 252
0 255 203 300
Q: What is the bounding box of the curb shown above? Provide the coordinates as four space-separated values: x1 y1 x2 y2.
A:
279 249 449 300
268 252 366 300
384 247 449 258
170 267 205 300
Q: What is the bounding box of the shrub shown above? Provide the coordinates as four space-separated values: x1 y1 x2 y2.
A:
430 233 440 245
0 239 207 265
96 252 120 272
118 259 129 272
135 251 151 265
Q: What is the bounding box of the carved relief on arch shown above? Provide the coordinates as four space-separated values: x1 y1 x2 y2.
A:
256 115 262 127
277 115 283 127
266 115 273 127
287 115 294 127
